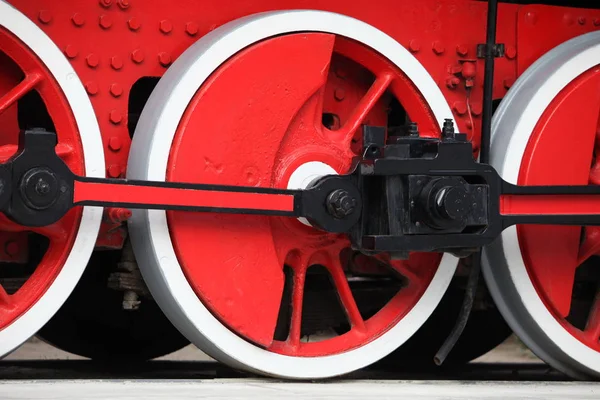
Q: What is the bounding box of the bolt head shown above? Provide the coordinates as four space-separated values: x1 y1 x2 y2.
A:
111 56 123 70
85 81 99 95
131 49 144 64
71 13 85 27
86 54 100 68
110 83 123 97
117 0 130 9
100 0 113 8
409 39 421 53
326 190 357 219
456 44 468 56
186 22 199 36
65 45 78 59
107 165 122 178
128 17 141 31
108 136 122 151
160 20 173 34
432 41 445 55
158 52 172 67
99 15 113 29
110 110 123 124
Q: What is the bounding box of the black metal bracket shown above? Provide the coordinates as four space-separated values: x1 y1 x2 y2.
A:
476 43 505 59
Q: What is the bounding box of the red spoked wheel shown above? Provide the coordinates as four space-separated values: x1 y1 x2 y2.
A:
484 31 600 379
0 2 103 357
128 10 458 379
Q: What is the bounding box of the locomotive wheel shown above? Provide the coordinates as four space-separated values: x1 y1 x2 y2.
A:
484 31 600 379
0 2 103 357
128 10 458 379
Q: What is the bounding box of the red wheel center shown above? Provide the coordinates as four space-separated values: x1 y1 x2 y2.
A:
167 32 442 356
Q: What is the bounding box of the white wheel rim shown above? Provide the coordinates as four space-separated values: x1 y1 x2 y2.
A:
128 10 458 379
483 31 600 378
0 1 104 357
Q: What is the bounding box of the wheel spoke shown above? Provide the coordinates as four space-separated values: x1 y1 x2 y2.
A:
326 251 366 333
337 72 394 147
286 253 308 347
585 291 600 342
0 73 43 115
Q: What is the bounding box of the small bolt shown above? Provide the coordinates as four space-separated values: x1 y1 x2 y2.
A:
505 46 517 60
409 39 421 53
432 41 445 55
110 83 123 97
128 17 141 31
117 0 130 9
99 14 113 29
100 0 113 8
65 45 78 59
578 16 587 25
525 12 537 25
131 49 144 64
563 14 575 26
446 77 461 90
107 164 122 178
86 54 100 68
326 189 357 219
594 18 600 26
35 178 51 195
185 22 199 36
108 136 122 151
158 52 172 67
109 207 132 223
408 122 419 137
453 101 467 116
5 241 19 257
159 20 173 34
456 44 468 57
38 10 52 24
85 81 99 95
111 56 123 70
334 88 345 101
110 110 123 124
71 13 85 27
442 119 455 138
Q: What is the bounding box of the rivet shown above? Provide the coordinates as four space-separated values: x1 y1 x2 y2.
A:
128 17 141 31
5 241 19 257
86 54 100 68
159 20 173 34
110 83 123 97
452 101 467 116
334 88 345 101
100 0 113 8
594 18 600 27
108 136 122 151
99 14 113 29
38 10 52 24
85 81 99 95
525 12 537 25
432 41 445 55
456 44 468 57
71 13 85 27
131 49 144 64
185 22 199 36
110 110 123 124
107 165 122 178
578 16 587 25
563 14 575 26
65 45 79 59
505 46 517 60
409 39 421 53
117 0 130 10
111 56 123 70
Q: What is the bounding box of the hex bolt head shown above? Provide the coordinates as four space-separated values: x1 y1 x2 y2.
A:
186 22 199 36
99 15 113 29
159 20 173 34
432 41 445 55
409 39 421 53
110 83 123 97
117 0 130 9
108 136 122 151
326 189 357 219
86 54 100 68
85 81 99 95
38 10 52 24
158 52 172 67
128 17 141 31
71 13 85 27
131 49 144 64
65 45 79 59
111 56 123 70
110 110 123 124
456 44 468 57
